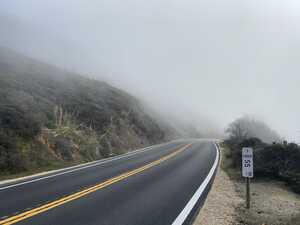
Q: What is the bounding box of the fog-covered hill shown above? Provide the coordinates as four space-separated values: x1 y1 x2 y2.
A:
0 47 175 175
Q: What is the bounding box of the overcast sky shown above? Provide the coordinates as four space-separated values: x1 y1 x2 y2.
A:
1 0 300 141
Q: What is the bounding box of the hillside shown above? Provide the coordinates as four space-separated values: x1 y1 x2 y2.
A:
0 47 174 176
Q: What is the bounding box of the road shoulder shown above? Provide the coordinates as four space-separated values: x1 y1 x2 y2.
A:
193 163 243 225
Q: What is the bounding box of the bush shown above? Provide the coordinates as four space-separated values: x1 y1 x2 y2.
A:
0 105 40 139
226 137 300 194
0 132 26 173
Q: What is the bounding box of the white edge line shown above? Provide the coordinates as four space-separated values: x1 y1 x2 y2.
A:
0 141 176 191
172 142 220 225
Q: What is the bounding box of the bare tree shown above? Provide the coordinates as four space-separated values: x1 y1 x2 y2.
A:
226 118 248 142
226 116 281 143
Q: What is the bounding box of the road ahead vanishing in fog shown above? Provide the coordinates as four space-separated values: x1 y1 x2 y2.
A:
0 140 219 225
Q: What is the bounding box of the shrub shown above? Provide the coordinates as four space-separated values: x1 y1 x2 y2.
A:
0 105 40 139
226 137 300 194
0 132 26 173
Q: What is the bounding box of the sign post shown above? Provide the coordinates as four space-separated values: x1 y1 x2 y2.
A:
242 147 253 209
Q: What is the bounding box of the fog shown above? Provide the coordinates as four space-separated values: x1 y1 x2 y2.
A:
1 0 300 141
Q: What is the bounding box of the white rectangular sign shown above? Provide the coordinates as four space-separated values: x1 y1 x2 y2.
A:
242 147 253 178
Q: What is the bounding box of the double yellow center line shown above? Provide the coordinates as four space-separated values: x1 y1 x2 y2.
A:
0 143 192 225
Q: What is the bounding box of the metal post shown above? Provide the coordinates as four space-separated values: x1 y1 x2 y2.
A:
246 177 250 209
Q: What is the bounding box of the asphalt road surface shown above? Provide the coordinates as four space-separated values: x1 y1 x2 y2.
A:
0 139 219 225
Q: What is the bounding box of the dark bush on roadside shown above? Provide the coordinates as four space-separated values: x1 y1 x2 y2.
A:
225 138 300 194
0 105 41 139
0 131 26 173
225 137 266 168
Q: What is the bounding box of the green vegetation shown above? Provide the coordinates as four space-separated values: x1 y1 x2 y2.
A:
219 142 240 179
0 47 170 178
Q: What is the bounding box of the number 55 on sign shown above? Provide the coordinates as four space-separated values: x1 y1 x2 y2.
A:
242 147 253 178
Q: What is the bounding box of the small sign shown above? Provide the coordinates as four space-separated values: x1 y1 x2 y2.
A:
242 147 253 178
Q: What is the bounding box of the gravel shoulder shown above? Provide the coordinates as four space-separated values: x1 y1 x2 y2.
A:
235 179 300 225
193 165 243 225
194 168 243 225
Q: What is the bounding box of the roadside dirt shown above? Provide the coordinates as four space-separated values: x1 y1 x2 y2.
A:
235 179 300 225
194 168 243 225
194 146 300 225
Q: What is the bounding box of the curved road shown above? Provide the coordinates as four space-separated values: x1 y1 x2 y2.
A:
0 139 219 225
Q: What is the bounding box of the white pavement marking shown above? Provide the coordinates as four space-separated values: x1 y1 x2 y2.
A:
0 142 175 191
172 142 220 225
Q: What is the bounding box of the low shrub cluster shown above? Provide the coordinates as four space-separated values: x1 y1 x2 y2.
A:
0 104 42 174
225 138 300 194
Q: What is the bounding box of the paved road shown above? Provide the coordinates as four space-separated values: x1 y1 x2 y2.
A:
0 139 219 225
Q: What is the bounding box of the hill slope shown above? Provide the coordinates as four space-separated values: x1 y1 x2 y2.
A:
0 47 174 175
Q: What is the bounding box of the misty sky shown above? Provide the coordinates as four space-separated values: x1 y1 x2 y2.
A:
1 0 300 141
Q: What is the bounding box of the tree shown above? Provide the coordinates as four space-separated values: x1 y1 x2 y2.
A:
226 116 281 144
226 118 249 142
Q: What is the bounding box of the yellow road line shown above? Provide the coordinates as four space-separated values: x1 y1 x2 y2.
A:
0 143 192 225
